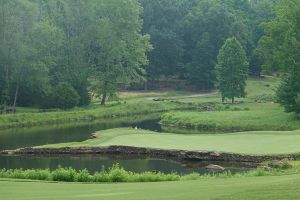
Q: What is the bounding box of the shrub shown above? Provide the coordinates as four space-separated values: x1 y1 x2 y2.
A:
52 167 77 182
108 164 130 182
51 83 80 109
76 169 92 182
25 169 50 180
92 171 110 182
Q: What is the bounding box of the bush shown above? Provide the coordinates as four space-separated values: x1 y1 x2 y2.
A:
76 169 92 182
52 167 77 182
93 171 110 182
53 83 80 109
108 163 130 182
25 169 50 180
0 162 295 183
277 72 300 114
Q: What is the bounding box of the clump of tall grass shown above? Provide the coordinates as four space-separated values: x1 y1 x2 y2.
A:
0 164 180 183
0 162 297 183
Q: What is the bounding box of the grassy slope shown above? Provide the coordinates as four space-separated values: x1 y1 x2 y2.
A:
0 99 190 129
1 174 300 200
42 128 300 155
176 77 280 104
161 103 300 131
161 77 300 131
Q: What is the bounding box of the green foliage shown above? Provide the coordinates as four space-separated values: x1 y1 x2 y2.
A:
182 0 252 89
0 0 280 108
277 71 300 114
0 160 299 184
87 0 152 105
216 37 249 102
51 166 77 182
0 164 180 183
0 168 50 181
140 0 196 79
51 83 80 110
257 0 300 113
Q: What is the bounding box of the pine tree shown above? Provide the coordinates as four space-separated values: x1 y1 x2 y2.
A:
215 37 249 103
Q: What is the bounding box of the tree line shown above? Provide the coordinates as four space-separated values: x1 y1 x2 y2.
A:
1 0 299 113
0 0 151 110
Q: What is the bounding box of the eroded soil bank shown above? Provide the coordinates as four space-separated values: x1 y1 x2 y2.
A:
2 146 299 163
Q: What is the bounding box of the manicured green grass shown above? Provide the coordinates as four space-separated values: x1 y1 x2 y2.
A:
1 173 300 200
161 103 300 131
41 128 300 155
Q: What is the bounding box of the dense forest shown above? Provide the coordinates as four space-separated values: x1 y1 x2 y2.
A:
0 0 298 112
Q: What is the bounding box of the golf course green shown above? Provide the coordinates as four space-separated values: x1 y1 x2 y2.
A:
1 174 300 200
41 128 300 155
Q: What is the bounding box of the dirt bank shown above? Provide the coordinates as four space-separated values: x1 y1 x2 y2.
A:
1 146 299 163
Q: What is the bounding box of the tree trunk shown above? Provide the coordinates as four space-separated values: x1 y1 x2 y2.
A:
232 97 234 104
144 81 147 91
101 81 108 105
101 91 107 105
13 82 20 109
222 97 225 103
2 64 9 114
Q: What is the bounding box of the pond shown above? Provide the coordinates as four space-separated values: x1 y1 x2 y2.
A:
0 115 161 151
0 154 254 175
0 114 254 174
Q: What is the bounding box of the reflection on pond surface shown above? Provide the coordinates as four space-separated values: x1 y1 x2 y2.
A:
0 154 254 175
0 114 161 150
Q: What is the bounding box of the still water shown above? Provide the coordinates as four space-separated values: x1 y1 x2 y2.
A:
0 154 253 174
0 115 254 174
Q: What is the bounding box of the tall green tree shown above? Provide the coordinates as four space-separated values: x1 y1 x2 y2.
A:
257 0 300 113
182 0 251 89
140 0 196 79
87 0 152 105
216 37 249 103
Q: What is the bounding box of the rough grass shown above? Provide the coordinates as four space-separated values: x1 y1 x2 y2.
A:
161 103 300 132
0 164 181 183
41 128 300 155
159 77 296 132
177 76 281 104
1 173 300 200
0 100 191 129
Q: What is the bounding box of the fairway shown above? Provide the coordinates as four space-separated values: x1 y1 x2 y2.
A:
43 128 300 155
1 174 300 200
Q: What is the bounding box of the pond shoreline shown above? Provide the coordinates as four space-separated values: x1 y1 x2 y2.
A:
2 146 299 163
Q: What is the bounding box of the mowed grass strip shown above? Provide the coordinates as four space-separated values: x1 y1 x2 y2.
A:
1 174 300 200
161 103 300 131
42 128 300 155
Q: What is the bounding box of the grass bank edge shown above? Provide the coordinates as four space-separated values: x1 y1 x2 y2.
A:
0 160 299 183
0 101 195 129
